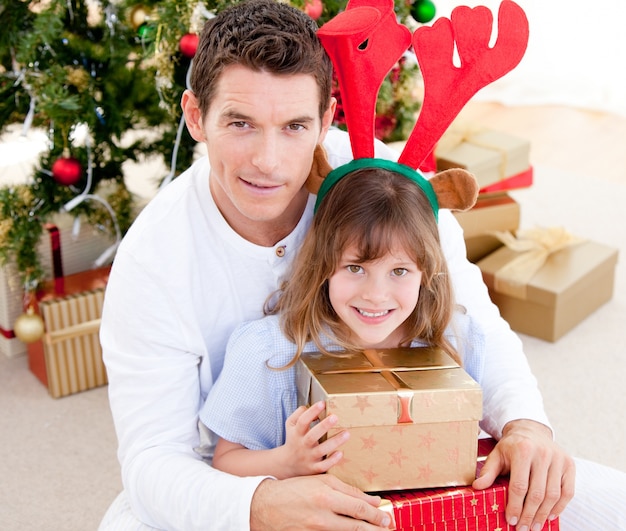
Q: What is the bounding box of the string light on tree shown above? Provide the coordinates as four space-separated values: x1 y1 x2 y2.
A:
411 0 436 23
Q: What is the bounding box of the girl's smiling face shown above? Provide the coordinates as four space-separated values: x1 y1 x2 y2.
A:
328 244 423 349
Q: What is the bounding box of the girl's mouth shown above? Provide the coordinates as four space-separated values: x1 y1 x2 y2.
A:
357 309 390 318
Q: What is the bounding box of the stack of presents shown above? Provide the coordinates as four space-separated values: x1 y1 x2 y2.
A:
296 346 559 530
0 213 113 398
438 123 618 342
0 125 618 530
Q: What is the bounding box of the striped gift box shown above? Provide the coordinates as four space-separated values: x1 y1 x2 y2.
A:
28 287 107 398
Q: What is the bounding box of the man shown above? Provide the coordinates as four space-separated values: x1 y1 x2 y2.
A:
99 1 624 529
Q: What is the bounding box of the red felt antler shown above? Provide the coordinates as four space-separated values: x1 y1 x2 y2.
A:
398 0 529 168
317 0 412 159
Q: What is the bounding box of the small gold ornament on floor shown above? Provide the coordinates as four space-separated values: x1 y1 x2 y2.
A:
14 306 45 344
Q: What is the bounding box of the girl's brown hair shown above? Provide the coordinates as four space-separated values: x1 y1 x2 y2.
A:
269 168 459 367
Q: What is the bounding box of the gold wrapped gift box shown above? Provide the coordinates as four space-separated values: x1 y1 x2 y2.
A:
453 193 520 263
436 128 530 191
478 235 618 342
296 347 482 492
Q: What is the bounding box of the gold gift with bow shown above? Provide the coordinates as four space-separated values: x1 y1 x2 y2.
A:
478 227 618 341
296 347 482 492
435 123 530 190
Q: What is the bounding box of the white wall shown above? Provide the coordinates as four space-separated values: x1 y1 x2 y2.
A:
430 0 626 117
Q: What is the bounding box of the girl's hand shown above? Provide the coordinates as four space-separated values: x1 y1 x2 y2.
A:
281 401 350 476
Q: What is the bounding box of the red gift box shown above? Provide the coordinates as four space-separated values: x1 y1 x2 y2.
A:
478 166 534 195
378 439 559 531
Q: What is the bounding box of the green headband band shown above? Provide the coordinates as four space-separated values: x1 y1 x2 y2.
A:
314 158 439 222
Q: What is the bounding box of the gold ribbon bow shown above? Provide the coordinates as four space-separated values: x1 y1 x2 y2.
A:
490 227 585 299
435 123 485 155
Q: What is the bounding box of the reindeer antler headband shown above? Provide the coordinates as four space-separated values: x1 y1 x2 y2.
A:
313 0 529 216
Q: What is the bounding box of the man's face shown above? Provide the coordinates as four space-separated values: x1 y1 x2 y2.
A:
184 65 334 244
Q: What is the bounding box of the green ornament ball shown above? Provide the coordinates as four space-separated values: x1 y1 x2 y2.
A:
137 23 156 41
411 0 436 23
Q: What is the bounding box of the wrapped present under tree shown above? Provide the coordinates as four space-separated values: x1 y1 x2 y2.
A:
27 267 110 398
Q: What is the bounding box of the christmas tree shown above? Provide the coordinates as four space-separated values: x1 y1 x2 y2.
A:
0 0 431 295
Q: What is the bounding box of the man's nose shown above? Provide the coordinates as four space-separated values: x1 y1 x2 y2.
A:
251 133 280 174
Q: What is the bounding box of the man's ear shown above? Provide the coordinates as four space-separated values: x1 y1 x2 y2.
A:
317 96 337 146
430 168 479 212
305 144 333 194
181 90 206 143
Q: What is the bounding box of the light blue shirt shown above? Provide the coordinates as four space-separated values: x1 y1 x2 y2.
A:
201 310 486 451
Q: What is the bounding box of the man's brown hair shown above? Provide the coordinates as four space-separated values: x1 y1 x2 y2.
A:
190 0 333 120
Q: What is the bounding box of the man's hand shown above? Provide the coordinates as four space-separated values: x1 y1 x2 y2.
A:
250 475 394 530
473 420 575 531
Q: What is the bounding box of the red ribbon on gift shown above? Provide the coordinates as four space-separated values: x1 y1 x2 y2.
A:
43 223 65 294
1 326 16 339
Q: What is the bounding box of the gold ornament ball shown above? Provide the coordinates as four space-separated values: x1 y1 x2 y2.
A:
14 308 45 344
129 5 149 30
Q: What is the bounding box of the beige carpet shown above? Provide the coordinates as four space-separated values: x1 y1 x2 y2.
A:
1 163 625 530
509 165 626 471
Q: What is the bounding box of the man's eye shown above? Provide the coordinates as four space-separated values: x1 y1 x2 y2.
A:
231 121 248 128
288 124 305 132
392 268 408 277
347 265 362 274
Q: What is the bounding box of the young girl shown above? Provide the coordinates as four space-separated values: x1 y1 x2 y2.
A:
200 160 484 480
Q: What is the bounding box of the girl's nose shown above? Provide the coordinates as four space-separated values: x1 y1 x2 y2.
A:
361 274 389 303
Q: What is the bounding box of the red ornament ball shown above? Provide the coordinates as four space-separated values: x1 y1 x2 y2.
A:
304 0 323 20
179 33 199 59
51 156 82 186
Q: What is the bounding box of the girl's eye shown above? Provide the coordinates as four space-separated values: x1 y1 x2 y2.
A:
347 265 363 274
392 268 408 277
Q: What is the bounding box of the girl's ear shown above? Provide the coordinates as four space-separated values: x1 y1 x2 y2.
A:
305 144 333 194
430 169 479 212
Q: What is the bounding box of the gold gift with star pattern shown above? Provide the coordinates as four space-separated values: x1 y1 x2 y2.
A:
296 347 482 492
